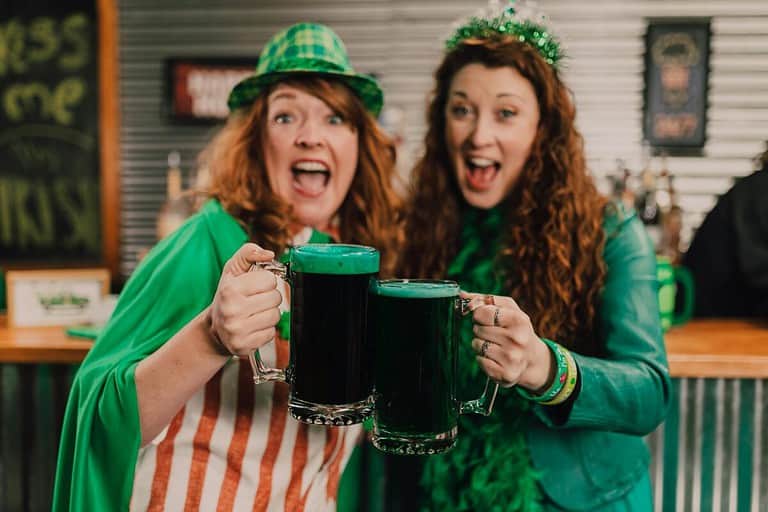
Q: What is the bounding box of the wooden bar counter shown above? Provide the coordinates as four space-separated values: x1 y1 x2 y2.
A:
664 318 768 378
2 314 768 372
0 315 93 364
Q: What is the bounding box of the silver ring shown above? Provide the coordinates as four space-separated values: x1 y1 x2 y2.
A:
493 307 501 327
480 339 491 357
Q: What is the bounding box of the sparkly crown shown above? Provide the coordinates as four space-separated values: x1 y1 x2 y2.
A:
445 0 564 68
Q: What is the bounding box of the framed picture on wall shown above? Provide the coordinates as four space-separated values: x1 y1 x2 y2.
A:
643 18 711 155
5 268 110 327
165 58 257 123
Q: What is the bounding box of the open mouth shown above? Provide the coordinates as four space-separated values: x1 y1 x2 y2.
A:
464 156 500 191
291 160 331 198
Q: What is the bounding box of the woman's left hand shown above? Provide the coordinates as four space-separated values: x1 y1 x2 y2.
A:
465 292 553 391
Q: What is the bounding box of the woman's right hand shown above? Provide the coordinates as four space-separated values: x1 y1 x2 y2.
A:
209 243 283 357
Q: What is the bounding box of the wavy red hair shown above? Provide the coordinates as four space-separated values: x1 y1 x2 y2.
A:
201 77 402 276
400 38 608 354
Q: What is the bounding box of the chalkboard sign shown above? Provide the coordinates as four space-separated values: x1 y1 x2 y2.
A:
643 19 711 155
0 0 119 273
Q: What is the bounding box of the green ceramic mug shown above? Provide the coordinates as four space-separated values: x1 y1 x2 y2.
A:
656 256 694 331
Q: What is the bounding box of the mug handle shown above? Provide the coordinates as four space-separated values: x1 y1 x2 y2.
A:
457 298 500 416
672 265 695 326
248 260 289 385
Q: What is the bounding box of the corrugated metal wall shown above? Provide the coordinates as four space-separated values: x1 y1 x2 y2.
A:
547 1 768 247
118 0 768 278
118 0 394 276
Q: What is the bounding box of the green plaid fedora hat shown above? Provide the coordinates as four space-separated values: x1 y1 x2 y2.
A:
227 23 383 116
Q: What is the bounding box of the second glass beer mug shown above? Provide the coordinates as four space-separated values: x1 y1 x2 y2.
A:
251 244 379 426
369 279 499 455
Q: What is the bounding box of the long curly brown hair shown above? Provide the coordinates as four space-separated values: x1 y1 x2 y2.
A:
201 76 402 276
400 38 608 355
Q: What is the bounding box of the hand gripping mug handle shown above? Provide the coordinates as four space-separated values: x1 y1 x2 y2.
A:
248 260 289 385
457 297 500 416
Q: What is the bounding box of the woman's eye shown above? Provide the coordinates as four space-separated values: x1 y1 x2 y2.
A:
328 114 345 125
450 105 471 118
499 108 517 119
274 113 293 124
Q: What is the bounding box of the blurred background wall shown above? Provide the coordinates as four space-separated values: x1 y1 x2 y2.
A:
118 0 768 277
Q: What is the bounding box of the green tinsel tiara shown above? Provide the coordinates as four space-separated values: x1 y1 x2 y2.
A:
445 0 564 68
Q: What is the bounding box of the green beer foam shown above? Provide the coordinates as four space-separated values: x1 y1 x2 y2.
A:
373 280 459 298
291 244 379 274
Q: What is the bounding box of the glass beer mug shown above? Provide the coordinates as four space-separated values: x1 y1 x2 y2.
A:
369 279 499 455
251 244 379 425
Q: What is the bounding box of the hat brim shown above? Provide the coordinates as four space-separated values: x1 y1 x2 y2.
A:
227 70 383 117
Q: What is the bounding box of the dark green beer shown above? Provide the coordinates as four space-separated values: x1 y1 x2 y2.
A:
370 280 460 454
251 244 380 426
291 272 373 410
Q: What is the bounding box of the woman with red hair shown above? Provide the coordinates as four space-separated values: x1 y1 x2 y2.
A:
398 4 670 511
54 23 401 511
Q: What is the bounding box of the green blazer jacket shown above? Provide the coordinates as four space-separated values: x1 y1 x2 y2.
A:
526 207 671 510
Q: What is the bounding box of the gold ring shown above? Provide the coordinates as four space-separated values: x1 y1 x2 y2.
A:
480 340 491 357
483 294 495 306
493 307 501 327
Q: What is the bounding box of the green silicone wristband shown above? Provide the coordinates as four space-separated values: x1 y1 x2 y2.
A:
516 338 568 403
541 347 578 405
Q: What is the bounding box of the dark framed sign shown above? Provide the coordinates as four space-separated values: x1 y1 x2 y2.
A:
165 58 256 123
643 18 711 155
0 0 120 278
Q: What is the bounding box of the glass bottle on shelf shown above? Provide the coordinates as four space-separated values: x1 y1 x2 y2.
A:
658 153 683 263
157 151 194 241
635 143 662 250
621 165 635 212
655 152 671 214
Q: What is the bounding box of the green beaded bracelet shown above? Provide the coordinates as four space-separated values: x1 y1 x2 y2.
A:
516 338 568 403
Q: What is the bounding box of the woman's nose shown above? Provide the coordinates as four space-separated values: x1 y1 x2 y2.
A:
295 119 324 148
469 114 494 148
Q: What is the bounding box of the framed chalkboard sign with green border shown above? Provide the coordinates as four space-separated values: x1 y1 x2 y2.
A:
0 0 120 278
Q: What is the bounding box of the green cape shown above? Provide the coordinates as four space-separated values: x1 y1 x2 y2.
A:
52 200 331 510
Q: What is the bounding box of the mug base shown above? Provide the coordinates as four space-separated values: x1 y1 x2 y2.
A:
371 426 458 455
289 397 372 426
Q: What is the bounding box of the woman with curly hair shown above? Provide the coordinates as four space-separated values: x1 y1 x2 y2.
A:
53 23 400 511
397 5 670 512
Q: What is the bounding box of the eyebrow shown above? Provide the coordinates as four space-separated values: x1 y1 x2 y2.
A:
269 91 296 102
450 90 524 100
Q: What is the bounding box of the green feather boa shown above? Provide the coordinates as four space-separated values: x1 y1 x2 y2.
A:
420 206 543 512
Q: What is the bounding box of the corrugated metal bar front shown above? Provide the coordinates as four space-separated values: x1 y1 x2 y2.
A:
646 377 768 512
